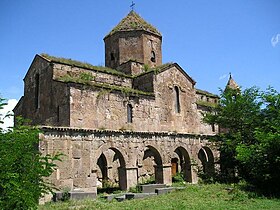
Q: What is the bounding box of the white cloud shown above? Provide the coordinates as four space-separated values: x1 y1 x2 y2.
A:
0 99 18 130
219 74 227 80
271 34 280 47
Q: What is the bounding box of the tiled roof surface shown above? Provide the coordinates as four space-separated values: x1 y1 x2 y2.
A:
105 11 161 38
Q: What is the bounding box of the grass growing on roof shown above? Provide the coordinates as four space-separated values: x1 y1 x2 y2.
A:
40 53 132 78
58 74 154 97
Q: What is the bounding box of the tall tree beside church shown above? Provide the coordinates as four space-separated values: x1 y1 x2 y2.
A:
0 97 61 209
204 87 280 195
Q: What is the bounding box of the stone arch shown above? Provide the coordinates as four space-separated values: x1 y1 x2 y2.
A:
198 146 215 177
140 145 164 184
96 153 108 187
173 146 192 182
96 146 127 190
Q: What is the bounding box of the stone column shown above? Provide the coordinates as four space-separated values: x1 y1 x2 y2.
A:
118 167 127 190
155 164 172 185
118 167 138 190
125 167 138 190
191 164 199 184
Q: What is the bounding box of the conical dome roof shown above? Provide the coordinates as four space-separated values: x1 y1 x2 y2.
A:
226 74 239 90
105 11 161 38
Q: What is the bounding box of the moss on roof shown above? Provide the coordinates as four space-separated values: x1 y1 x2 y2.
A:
105 11 161 38
135 63 174 77
196 89 219 98
57 73 154 97
196 100 218 108
40 53 132 78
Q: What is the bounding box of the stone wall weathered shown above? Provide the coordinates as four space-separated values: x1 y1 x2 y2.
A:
40 127 219 193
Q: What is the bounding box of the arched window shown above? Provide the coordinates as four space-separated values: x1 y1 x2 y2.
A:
175 86 180 113
35 73 40 109
127 104 133 123
151 51 156 63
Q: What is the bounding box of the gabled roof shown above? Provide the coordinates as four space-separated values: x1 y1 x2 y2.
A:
135 63 196 85
196 89 219 98
105 11 161 38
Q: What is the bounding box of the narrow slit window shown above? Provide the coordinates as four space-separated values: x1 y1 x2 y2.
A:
211 124 215 132
110 52 115 61
127 104 133 123
175 86 180 113
35 73 40 109
151 51 156 62
57 106 60 123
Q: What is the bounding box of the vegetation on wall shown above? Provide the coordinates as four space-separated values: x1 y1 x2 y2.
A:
58 73 154 97
203 87 280 196
0 97 61 209
40 53 131 78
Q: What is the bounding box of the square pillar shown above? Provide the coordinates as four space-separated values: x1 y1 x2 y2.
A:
155 164 172 185
125 167 138 190
118 167 138 190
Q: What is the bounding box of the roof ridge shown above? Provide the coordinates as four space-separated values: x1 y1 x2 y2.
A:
40 53 132 78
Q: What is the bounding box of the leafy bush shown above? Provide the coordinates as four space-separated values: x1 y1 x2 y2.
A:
172 172 185 183
203 87 280 196
0 97 61 209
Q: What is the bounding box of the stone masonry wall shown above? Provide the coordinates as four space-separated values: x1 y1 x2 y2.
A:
40 127 219 193
15 56 70 126
53 63 132 88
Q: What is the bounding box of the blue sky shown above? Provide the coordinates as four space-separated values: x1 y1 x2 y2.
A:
0 0 279 102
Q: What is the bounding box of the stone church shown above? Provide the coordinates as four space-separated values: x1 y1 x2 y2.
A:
13 11 230 197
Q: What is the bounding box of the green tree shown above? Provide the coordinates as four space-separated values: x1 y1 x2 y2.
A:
0 97 61 209
204 87 280 195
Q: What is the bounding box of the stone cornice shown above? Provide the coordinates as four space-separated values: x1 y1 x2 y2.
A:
40 126 216 140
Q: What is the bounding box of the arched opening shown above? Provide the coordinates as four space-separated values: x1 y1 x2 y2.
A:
198 147 215 178
140 146 163 184
173 147 192 182
96 147 126 192
174 86 180 113
97 153 108 187
127 104 133 123
151 51 156 62
171 158 178 176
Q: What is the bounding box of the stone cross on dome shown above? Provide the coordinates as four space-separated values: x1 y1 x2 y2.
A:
130 1 135 11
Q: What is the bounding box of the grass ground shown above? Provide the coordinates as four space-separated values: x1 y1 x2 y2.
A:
39 184 280 210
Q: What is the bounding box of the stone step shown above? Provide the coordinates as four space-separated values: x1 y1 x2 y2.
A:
155 186 186 195
155 187 175 195
140 184 167 193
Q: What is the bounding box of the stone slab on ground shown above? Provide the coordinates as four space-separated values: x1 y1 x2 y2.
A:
155 187 176 195
53 191 96 201
115 195 126 202
140 184 167 193
102 194 125 201
53 192 64 202
125 193 157 200
69 191 96 200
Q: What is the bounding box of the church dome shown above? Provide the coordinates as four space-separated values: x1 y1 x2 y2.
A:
105 11 161 38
